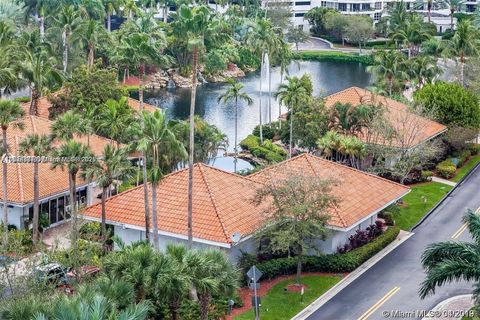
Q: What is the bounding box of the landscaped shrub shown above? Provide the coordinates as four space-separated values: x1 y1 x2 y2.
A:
292 51 374 65
421 170 433 182
240 135 286 163
469 144 480 155
436 160 457 178
240 135 260 151
338 224 383 253
241 227 400 279
253 122 282 140
458 149 472 166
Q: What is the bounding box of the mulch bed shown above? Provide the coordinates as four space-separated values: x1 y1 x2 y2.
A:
226 272 347 319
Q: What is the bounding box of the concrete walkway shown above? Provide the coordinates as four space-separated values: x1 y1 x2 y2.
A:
432 176 458 187
422 295 475 320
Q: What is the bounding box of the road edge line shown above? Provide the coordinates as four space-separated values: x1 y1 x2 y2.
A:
291 230 414 320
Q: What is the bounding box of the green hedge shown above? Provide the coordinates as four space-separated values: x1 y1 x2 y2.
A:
240 135 286 163
251 227 400 280
436 160 456 179
292 51 374 65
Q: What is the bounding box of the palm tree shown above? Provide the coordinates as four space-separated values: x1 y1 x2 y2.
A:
51 140 92 250
391 14 432 59
51 110 89 141
217 78 253 172
138 111 187 250
117 29 168 242
317 130 341 161
367 50 407 96
95 97 135 145
328 102 376 136
171 4 217 247
276 43 293 129
420 209 480 305
189 249 239 320
74 19 107 70
275 75 312 158
16 49 63 116
444 20 480 86
123 0 139 19
103 0 122 32
53 5 83 73
20 0 54 41
18 134 51 244
444 0 465 31
83 145 134 250
404 55 442 88
0 100 24 237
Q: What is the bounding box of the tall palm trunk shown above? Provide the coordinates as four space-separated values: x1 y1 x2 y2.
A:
268 64 272 123
33 162 40 244
107 12 112 32
279 69 284 129
187 46 199 248
139 63 151 241
450 9 454 31
234 97 238 173
289 106 294 159
63 30 69 73
101 186 107 250
151 182 159 249
388 75 393 96
2 128 8 242
163 6 168 23
69 172 79 270
258 52 264 143
169 296 181 320
199 292 211 320
460 51 465 87
30 88 39 116
39 16 45 42
87 45 94 71
427 0 432 23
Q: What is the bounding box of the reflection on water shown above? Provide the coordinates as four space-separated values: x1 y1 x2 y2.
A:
134 60 371 152
209 156 253 173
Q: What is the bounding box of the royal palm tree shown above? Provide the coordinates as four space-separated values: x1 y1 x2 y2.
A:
171 4 217 248
217 78 253 172
275 75 312 158
83 145 134 250
53 5 83 73
95 97 135 145
51 140 92 249
444 20 480 86
51 110 89 141
368 50 407 96
444 0 465 31
138 111 187 250
19 134 51 244
0 100 24 237
74 19 107 70
420 209 480 305
20 0 54 41
102 0 122 32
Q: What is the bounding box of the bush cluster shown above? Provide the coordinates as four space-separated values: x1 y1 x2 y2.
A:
469 143 480 155
240 135 286 163
240 227 400 280
338 223 383 253
293 51 374 65
436 160 457 179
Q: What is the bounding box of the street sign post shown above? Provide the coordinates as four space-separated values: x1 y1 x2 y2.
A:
247 266 263 320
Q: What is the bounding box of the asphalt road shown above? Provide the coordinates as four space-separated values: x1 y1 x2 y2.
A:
306 165 480 320
296 37 332 51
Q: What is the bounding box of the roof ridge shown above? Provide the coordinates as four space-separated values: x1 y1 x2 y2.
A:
304 154 348 228
197 164 230 243
14 135 25 202
249 154 306 178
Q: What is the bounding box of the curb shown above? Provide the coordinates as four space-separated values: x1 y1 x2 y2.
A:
309 36 334 49
411 160 480 232
292 230 414 320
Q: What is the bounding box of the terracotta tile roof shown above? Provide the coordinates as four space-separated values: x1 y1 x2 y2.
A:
249 153 410 229
324 87 447 148
22 97 158 120
82 164 267 244
0 115 113 204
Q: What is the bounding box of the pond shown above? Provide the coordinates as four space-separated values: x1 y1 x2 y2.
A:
138 60 372 154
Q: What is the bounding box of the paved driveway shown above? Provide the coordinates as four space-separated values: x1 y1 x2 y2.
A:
295 37 332 51
306 166 480 320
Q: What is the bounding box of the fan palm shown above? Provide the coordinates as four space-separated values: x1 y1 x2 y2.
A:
52 5 83 73
444 20 480 86
420 209 480 306
51 110 89 142
18 134 51 244
83 145 134 249
275 75 312 158
217 78 253 172
171 4 217 247
367 50 407 96
0 100 24 237
95 97 135 145
137 111 187 250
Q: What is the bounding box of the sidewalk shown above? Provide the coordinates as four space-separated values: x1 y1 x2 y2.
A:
292 230 414 320
432 176 457 187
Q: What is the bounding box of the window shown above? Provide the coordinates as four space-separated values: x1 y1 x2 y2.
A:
351 3 360 11
294 12 306 17
374 12 382 20
375 2 382 9
295 1 311 5
362 3 371 11
58 196 65 222
49 198 57 225
338 3 347 11
321 0 327 6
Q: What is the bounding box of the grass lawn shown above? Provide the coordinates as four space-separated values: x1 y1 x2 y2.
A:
395 182 453 231
234 275 342 320
452 155 480 182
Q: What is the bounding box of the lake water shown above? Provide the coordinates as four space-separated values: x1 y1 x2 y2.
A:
139 60 371 152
